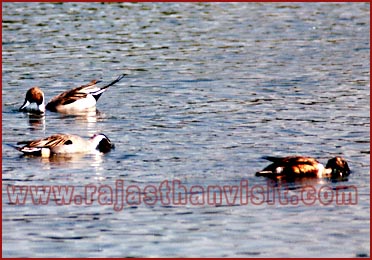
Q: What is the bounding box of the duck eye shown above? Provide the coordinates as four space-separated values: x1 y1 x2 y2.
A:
65 140 73 145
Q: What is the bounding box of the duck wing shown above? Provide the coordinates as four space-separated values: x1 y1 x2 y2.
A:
17 134 73 149
258 156 320 176
262 156 319 166
46 80 101 109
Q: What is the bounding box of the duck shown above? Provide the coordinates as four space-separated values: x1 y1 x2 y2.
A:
13 133 114 157
19 74 126 113
255 156 350 179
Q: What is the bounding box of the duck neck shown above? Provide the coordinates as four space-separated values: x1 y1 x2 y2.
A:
323 168 333 177
38 103 46 113
317 163 332 177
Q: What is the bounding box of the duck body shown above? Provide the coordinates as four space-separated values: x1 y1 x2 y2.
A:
45 80 101 112
14 133 114 157
256 156 350 179
19 74 126 113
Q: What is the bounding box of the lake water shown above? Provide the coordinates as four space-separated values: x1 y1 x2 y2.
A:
2 2 370 257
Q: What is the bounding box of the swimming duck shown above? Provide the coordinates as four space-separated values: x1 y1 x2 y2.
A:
14 133 114 157
19 74 126 113
256 156 350 179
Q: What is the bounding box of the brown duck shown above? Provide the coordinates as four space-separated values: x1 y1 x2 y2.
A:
256 156 350 179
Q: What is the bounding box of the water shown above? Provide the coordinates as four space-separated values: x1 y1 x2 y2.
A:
2 2 370 257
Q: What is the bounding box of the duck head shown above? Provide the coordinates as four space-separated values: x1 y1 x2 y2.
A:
91 133 114 153
19 87 45 113
325 157 351 178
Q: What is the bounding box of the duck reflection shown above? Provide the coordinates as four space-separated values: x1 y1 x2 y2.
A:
269 175 350 190
26 112 46 131
20 152 105 171
24 108 101 130
253 176 353 207
56 108 101 124
39 153 87 165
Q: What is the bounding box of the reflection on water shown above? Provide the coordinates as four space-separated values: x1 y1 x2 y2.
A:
22 108 100 131
55 109 100 123
13 149 107 171
247 177 358 206
257 175 350 189
2 2 370 258
27 113 46 131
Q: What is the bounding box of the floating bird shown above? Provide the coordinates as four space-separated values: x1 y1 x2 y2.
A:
13 133 114 157
19 74 126 113
256 156 350 179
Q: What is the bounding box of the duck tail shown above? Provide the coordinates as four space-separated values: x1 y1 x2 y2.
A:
7 143 22 151
101 73 127 90
261 156 284 162
255 170 274 176
91 74 127 101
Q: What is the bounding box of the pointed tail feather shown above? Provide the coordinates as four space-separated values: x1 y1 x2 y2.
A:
255 170 275 176
101 73 127 90
91 74 127 101
7 143 22 151
8 143 45 155
261 156 284 162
